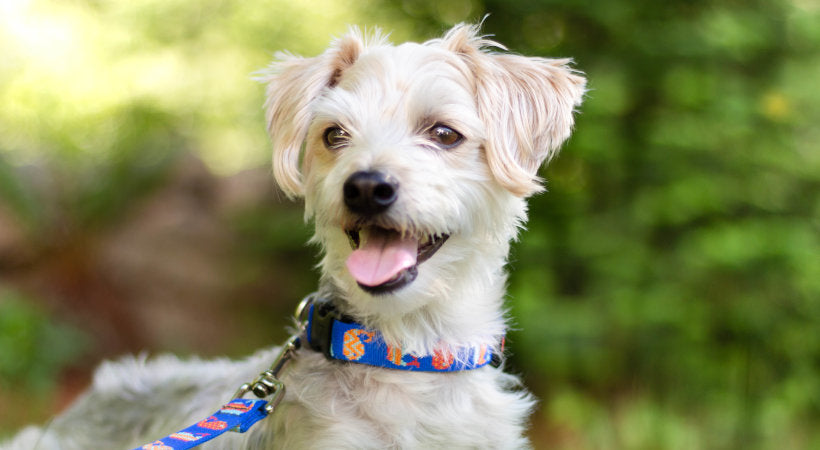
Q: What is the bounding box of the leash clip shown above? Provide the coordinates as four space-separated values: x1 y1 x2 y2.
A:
232 293 316 414
232 334 300 413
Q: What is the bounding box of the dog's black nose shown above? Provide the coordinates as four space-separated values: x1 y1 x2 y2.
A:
343 171 398 215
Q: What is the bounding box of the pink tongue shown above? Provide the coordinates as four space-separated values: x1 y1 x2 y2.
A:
346 231 418 287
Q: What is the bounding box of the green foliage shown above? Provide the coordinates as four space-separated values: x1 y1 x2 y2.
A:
0 289 89 391
0 154 41 229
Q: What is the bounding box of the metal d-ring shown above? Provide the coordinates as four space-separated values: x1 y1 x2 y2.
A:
294 292 318 328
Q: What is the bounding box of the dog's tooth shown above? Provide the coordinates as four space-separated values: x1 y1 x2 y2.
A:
347 231 359 250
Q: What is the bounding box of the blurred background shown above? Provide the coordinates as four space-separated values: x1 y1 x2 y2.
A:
1 0 818 447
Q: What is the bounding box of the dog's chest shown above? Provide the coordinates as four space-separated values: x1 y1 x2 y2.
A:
257 351 528 449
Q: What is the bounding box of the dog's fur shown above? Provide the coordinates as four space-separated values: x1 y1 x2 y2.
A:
3 23 584 449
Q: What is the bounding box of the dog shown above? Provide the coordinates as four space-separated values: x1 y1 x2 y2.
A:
3 23 585 449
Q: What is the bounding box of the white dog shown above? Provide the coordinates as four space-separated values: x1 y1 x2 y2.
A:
3 23 584 449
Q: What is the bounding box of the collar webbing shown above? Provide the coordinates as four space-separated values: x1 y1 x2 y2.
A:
304 297 501 372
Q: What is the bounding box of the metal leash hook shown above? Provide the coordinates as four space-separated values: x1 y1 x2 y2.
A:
232 293 317 415
232 335 299 414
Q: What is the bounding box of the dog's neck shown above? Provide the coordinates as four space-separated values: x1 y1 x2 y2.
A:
321 238 511 357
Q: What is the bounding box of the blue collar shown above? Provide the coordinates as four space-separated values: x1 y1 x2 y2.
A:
304 296 501 372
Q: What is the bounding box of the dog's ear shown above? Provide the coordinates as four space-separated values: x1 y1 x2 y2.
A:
261 28 368 198
440 24 586 197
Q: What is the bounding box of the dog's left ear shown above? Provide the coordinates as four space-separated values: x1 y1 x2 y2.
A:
261 28 368 198
440 24 586 197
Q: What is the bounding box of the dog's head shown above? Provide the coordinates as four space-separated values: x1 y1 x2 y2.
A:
262 24 585 319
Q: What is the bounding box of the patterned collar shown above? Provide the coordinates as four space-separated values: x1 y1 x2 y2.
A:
304 296 502 372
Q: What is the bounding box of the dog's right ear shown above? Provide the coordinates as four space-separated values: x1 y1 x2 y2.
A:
261 28 367 198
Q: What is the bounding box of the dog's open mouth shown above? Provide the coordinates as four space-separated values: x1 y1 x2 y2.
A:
344 227 449 294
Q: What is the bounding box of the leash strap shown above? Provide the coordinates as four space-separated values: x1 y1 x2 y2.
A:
306 301 498 371
130 398 269 450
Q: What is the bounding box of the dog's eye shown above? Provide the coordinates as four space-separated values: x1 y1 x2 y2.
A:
323 126 350 150
428 124 463 149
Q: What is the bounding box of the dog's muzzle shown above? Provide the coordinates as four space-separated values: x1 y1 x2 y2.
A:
341 170 449 295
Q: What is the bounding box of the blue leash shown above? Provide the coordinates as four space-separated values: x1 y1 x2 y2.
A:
131 399 269 450
131 325 303 450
